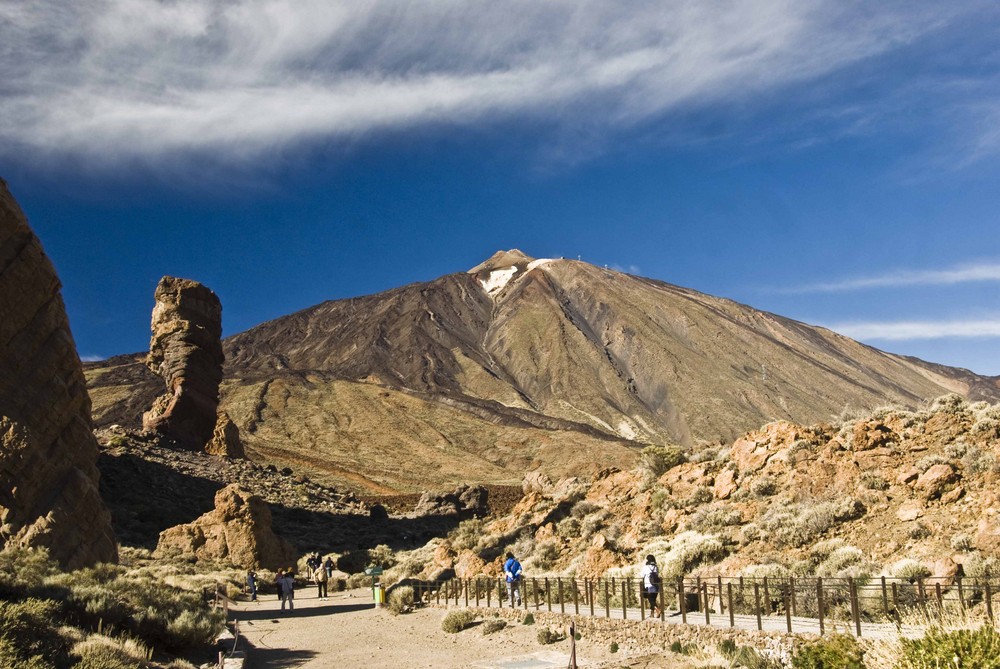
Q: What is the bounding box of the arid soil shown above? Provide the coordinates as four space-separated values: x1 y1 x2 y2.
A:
232 588 685 668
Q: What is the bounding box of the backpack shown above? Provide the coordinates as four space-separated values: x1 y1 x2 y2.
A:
649 568 661 587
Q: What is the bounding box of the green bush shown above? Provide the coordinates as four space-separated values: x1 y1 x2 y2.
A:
441 610 475 633
536 627 565 644
718 638 738 657
610 642 619 653
639 444 686 478
898 626 1000 668
792 633 863 669
0 598 66 669
522 612 535 625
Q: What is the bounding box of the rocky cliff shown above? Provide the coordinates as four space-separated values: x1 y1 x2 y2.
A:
0 179 117 568
143 276 225 450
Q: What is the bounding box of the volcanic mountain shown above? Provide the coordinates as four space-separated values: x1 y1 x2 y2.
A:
86 250 1000 493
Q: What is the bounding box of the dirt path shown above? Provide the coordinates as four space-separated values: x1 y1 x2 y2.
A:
231 589 628 668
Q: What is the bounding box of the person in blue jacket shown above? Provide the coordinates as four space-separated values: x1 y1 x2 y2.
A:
503 552 523 607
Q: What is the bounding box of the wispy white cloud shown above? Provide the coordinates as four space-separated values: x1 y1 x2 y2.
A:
0 0 965 163
80 354 105 362
826 318 1000 341
775 261 1000 293
611 263 642 275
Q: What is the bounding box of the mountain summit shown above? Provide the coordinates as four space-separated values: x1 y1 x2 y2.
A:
87 251 1000 493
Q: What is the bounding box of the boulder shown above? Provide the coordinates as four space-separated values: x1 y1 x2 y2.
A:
155 484 295 569
714 468 738 500
914 464 958 500
852 421 898 451
896 500 924 522
729 421 801 474
413 484 488 517
205 411 245 459
0 181 117 569
142 276 224 450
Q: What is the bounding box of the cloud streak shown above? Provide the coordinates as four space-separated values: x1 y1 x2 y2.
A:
826 318 1000 341
0 0 962 162
775 261 1000 293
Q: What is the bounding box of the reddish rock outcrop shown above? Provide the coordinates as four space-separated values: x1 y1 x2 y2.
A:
155 484 295 569
142 276 225 450
0 180 117 568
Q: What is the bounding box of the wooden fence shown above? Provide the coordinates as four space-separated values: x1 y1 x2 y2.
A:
412 575 1000 636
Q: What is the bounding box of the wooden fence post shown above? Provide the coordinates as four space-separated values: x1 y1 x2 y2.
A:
703 582 710 626
817 577 825 636
789 577 796 617
545 577 551 612
679 578 687 625
559 578 565 614
622 581 628 620
784 584 792 634
604 579 610 619
728 583 735 628
850 580 862 637
986 582 994 624
639 578 645 620
753 582 762 631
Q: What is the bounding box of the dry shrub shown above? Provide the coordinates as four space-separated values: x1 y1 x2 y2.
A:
441 610 475 633
72 634 151 669
387 586 414 615
481 618 506 635
536 626 565 644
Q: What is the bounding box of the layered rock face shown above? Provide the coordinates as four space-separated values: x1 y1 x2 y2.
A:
143 276 224 450
155 484 295 569
0 180 117 568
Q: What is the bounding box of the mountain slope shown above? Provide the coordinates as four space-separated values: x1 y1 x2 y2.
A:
86 250 1000 493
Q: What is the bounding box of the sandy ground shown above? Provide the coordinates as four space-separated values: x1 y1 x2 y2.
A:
230 588 682 668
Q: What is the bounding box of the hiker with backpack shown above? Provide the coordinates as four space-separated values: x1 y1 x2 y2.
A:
503 552 523 607
640 554 661 617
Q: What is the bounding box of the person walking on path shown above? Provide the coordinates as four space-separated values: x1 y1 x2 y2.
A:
246 569 258 602
640 554 661 617
323 555 334 578
503 552 523 607
278 569 295 611
314 563 329 600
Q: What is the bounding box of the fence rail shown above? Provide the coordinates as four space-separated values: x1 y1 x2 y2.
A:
408 575 1000 637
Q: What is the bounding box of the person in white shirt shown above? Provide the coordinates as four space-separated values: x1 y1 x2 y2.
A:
640 554 661 617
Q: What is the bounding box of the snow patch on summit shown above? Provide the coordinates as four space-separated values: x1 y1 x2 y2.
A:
476 257 553 297
480 266 519 296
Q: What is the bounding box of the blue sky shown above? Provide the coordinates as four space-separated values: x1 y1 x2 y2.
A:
1 1 998 375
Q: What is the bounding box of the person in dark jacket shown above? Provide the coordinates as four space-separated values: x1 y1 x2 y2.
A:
503 552 523 607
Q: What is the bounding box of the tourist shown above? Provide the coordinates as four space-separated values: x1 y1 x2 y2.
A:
314 562 329 600
503 552 523 607
278 569 295 611
640 554 661 617
323 555 334 578
246 569 258 602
